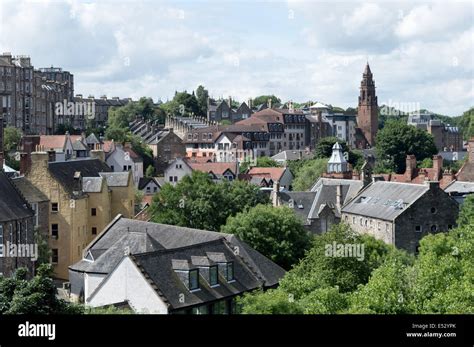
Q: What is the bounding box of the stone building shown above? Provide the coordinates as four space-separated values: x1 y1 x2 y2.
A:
356 63 378 148
207 97 253 123
23 149 135 279
408 113 463 152
0 170 36 277
341 181 459 253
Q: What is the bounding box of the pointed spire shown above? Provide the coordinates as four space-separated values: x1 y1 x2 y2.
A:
364 62 372 75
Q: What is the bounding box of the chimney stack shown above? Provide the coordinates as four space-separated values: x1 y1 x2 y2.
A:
405 155 416 180
268 98 272 109
432 155 443 181
247 98 252 109
272 180 280 206
90 143 105 162
336 184 342 210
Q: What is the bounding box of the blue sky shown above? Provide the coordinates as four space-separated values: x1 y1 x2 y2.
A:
0 0 472 116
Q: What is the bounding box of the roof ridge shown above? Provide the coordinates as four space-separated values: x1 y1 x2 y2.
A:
132 237 226 258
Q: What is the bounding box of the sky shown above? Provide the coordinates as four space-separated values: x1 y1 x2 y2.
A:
0 0 472 116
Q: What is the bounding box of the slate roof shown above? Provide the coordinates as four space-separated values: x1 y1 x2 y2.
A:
70 216 285 288
12 177 49 203
310 177 363 204
444 181 474 194
82 177 104 193
271 150 312 162
187 161 238 176
341 181 429 221
126 239 264 311
138 177 160 190
0 171 34 222
48 159 111 197
99 172 130 187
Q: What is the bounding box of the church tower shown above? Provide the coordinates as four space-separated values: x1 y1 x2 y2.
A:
357 63 378 147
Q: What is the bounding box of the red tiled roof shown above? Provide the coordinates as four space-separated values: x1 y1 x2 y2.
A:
248 167 286 181
39 135 67 150
187 161 238 175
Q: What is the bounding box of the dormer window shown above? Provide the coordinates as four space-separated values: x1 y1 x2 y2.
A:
225 262 234 281
189 269 199 290
209 265 218 286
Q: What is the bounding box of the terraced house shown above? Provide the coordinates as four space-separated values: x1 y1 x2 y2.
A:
23 147 135 279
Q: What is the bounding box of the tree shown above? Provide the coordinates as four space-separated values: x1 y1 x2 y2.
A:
161 91 199 117
1 264 83 314
145 164 155 178
458 107 474 140
279 223 408 298
54 123 78 135
376 120 437 173
252 95 281 107
221 204 312 269
195 85 209 117
457 194 474 227
240 156 280 173
314 137 361 167
149 171 268 231
238 289 303 314
3 127 22 152
292 158 328 191
418 157 433 168
104 126 131 143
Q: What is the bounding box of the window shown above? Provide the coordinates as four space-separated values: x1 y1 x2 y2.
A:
51 224 59 239
52 249 59 263
225 262 234 281
110 165 114 171
209 266 218 286
212 300 229 314
415 225 422 232
92 227 97 235
431 225 438 232
153 187 158 193
448 224 453 229
169 176 173 182
430 207 437 214
189 269 199 290
91 208 97 216
146 187 151 193
51 202 59 212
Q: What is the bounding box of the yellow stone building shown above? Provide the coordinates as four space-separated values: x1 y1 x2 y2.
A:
25 149 135 279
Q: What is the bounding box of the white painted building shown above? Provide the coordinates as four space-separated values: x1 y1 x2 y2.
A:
106 143 143 187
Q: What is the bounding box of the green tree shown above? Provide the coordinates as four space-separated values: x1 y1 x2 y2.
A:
238 289 303 314
222 204 311 269
145 164 155 178
458 107 474 140
149 171 268 231
292 158 328 191
3 127 22 152
161 91 199 117
349 256 412 314
195 85 209 117
376 120 437 173
252 95 281 107
457 194 474 228
54 123 78 135
1 264 83 314
104 126 131 143
418 157 433 168
240 156 280 173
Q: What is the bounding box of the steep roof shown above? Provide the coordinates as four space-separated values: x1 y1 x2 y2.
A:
341 181 429 221
187 161 238 176
48 159 111 197
12 176 49 203
99 172 130 187
82 177 105 193
127 239 263 311
70 216 285 287
0 171 34 222
248 167 286 181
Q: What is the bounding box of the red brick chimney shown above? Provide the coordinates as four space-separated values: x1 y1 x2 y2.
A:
405 155 416 180
432 155 443 181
